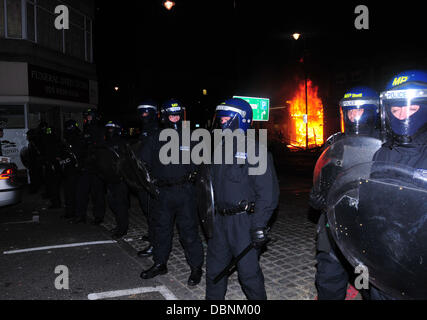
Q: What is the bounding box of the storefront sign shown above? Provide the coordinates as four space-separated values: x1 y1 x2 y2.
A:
28 64 90 103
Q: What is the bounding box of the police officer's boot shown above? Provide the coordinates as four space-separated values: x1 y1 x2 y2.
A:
140 263 168 279
187 266 203 286
137 244 153 257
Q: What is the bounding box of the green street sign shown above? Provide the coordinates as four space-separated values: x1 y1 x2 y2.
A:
233 96 270 121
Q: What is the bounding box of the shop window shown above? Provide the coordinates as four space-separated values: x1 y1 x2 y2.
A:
28 104 63 134
0 105 25 129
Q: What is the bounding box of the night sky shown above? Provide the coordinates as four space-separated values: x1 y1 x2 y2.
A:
93 0 427 128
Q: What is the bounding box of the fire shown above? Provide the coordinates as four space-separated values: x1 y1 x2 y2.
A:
289 79 324 148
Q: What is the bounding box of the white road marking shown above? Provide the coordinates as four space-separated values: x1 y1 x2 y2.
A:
1 220 36 225
1 215 39 225
3 240 117 255
87 286 178 300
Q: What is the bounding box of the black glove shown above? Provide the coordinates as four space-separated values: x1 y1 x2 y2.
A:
309 188 326 211
250 228 269 249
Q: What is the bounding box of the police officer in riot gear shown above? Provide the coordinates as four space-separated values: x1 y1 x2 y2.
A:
62 119 84 219
39 124 63 209
101 121 130 239
310 87 381 300
205 98 280 300
73 108 106 224
368 70 427 300
135 100 160 257
139 99 204 286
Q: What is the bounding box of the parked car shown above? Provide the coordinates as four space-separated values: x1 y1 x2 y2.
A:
0 157 23 207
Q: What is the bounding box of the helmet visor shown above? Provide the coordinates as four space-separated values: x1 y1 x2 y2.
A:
212 109 240 131
340 105 378 135
383 98 427 137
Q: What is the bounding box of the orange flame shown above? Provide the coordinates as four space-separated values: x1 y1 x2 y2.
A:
289 79 324 148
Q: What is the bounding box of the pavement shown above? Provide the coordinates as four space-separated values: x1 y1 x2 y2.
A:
102 170 320 301
0 152 361 301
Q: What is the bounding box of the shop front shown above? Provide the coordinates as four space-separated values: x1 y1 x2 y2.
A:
0 61 98 169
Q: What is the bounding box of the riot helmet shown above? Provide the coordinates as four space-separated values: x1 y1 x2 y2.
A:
105 120 122 141
380 70 427 145
83 108 99 126
136 99 158 125
160 99 186 130
339 87 380 136
213 98 253 133
38 120 48 132
65 119 79 132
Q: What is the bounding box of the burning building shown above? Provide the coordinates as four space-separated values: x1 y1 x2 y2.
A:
288 79 324 149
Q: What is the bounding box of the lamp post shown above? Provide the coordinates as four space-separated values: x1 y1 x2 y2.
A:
293 32 309 150
163 1 175 11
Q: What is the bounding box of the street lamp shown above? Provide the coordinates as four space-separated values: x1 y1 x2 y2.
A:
163 0 175 10
293 32 309 150
114 86 119 92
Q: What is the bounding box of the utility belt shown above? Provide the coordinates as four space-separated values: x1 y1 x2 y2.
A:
216 200 255 216
154 171 197 188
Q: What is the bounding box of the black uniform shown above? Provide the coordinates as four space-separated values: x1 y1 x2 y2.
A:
135 122 159 245
206 138 280 300
62 127 85 218
369 129 427 300
74 123 106 223
102 135 130 237
40 128 63 208
139 128 204 271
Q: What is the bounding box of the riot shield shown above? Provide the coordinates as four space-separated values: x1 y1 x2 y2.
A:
327 161 427 299
118 143 159 198
194 164 215 238
312 135 382 197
